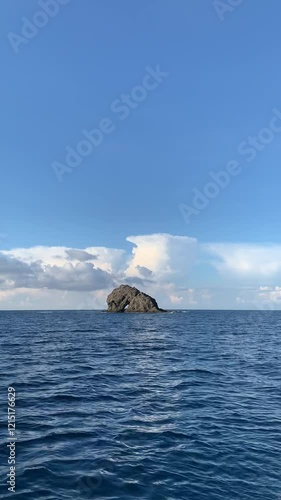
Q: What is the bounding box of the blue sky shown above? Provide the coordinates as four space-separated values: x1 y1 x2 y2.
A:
1 0 281 309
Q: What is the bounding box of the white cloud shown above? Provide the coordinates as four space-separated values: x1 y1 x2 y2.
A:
258 286 281 305
205 243 281 277
125 233 198 283
1 236 281 309
0 251 114 292
169 294 184 305
65 249 97 262
86 247 127 274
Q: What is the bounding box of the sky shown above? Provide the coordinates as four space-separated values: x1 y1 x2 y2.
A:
1 0 281 310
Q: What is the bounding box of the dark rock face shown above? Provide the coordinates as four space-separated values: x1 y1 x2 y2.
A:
107 285 165 313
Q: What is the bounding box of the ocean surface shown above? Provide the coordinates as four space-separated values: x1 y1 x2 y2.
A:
0 310 280 499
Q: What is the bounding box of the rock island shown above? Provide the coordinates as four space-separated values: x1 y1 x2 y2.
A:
106 285 165 313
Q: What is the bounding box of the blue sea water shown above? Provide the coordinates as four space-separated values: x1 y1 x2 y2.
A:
0 310 280 499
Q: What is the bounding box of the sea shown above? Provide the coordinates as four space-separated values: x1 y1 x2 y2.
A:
0 310 280 499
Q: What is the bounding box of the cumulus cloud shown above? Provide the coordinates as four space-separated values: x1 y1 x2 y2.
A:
39 263 114 292
0 253 35 277
0 253 114 292
0 234 200 309
85 247 127 274
65 249 97 262
126 233 198 284
136 265 153 278
2 235 281 309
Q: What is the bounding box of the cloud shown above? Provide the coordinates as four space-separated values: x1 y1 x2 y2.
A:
258 286 281 305
2 236 281 309
0 288 111 311
37 262 114 292
205 243 281 278
65 249 97 262
0 234 199 309
136 265 153 278
169 293 184 305
85 247 127 274
0 253 36 277
0 253 114 292
3 245 127 274
126 233 198 283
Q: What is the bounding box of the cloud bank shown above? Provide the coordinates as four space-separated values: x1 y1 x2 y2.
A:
1 234 281 309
